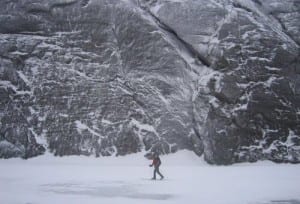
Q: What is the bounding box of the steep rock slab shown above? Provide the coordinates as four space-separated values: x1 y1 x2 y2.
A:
0 0 299 164
0 0 207 158
143 0 300 164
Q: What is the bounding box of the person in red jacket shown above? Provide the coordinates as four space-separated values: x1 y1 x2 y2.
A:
149 153 164 180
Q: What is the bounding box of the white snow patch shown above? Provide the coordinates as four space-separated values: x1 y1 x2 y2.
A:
17 71 31 86
58 113 69 118
150 3 163 15
101 119 114 125
0 80 32 95
38 114 47 122
265 66 281 71
213 73 223 92
10 51 28 56
209 97 220 108
0 150 300 204
264 76 279 88
29 107 38 114
38 41 63 50
216 129 226 134
75 120 103 138
285 130 298 147
249 56 272 62
233 102 248 111
130 118 159 137
0 80 18 92
29 128 48 147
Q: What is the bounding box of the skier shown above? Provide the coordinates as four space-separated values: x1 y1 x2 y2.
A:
149 153 164 180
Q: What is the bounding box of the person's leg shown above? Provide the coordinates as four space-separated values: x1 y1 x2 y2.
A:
156 166 164 179
153 167 157 179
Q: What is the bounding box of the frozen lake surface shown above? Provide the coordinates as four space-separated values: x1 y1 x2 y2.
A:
0 151 300 204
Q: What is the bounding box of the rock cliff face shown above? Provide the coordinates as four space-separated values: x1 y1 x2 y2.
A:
0 0 299 164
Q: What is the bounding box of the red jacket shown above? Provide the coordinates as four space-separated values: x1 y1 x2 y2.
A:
152 157 161 167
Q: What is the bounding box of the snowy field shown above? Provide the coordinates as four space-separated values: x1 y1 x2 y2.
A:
1 150 300 204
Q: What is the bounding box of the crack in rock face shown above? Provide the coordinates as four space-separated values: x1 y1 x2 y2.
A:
0 0 299 164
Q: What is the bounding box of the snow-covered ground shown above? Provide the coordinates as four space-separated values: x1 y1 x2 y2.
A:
0 150 300 204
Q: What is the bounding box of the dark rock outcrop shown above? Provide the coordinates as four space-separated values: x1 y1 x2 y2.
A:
0 0 299 164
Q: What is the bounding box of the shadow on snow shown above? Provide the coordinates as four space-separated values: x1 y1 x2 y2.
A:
41 180 174 201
